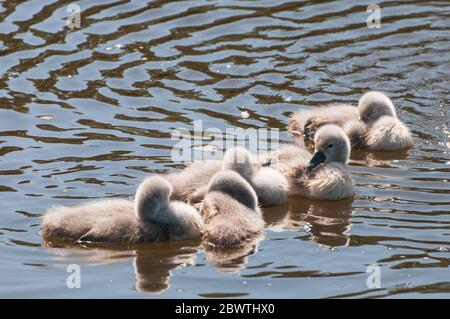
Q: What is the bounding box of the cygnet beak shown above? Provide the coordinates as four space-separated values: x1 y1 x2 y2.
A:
306 150 326 171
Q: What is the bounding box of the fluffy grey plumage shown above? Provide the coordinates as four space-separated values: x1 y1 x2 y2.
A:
168 147 288 207
201 170 265 247
352 91 412 150
41 175 203 244
361 114 412 151
265 125 354 200
223 147 288 207
287 91 412 151
164 160 223 202
288 125 354 200
288 104 359 146
358 91 396 125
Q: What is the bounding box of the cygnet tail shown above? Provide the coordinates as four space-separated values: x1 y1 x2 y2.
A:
165 201 203 240
252 168 288 207
366 116 412 151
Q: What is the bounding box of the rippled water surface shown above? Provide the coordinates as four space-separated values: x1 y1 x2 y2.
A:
1 0 449 298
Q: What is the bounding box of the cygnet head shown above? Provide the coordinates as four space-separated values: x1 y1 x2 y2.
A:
207 170 258 210
307 125 350 170
358 91 397 126
222 147 259 182
135 175 172 222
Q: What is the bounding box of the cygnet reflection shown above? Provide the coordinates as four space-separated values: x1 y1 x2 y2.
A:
288 197 353 248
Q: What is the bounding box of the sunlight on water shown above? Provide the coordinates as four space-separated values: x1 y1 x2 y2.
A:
0 0 449 298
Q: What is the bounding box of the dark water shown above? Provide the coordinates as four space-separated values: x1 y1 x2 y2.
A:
1 0 449 298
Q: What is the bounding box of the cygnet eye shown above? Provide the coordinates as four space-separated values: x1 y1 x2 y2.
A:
327 144 333 148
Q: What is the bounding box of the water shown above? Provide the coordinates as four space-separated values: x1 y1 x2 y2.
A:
0 0 449 298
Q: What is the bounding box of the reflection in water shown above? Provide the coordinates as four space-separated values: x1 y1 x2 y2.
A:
350 149 411 168
133 242 200 294
262 203 290 230
44 236 267 293
45 245 134 266
203 234 264 274
44 241 201 295
288 197 353 248
1 0 449 298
